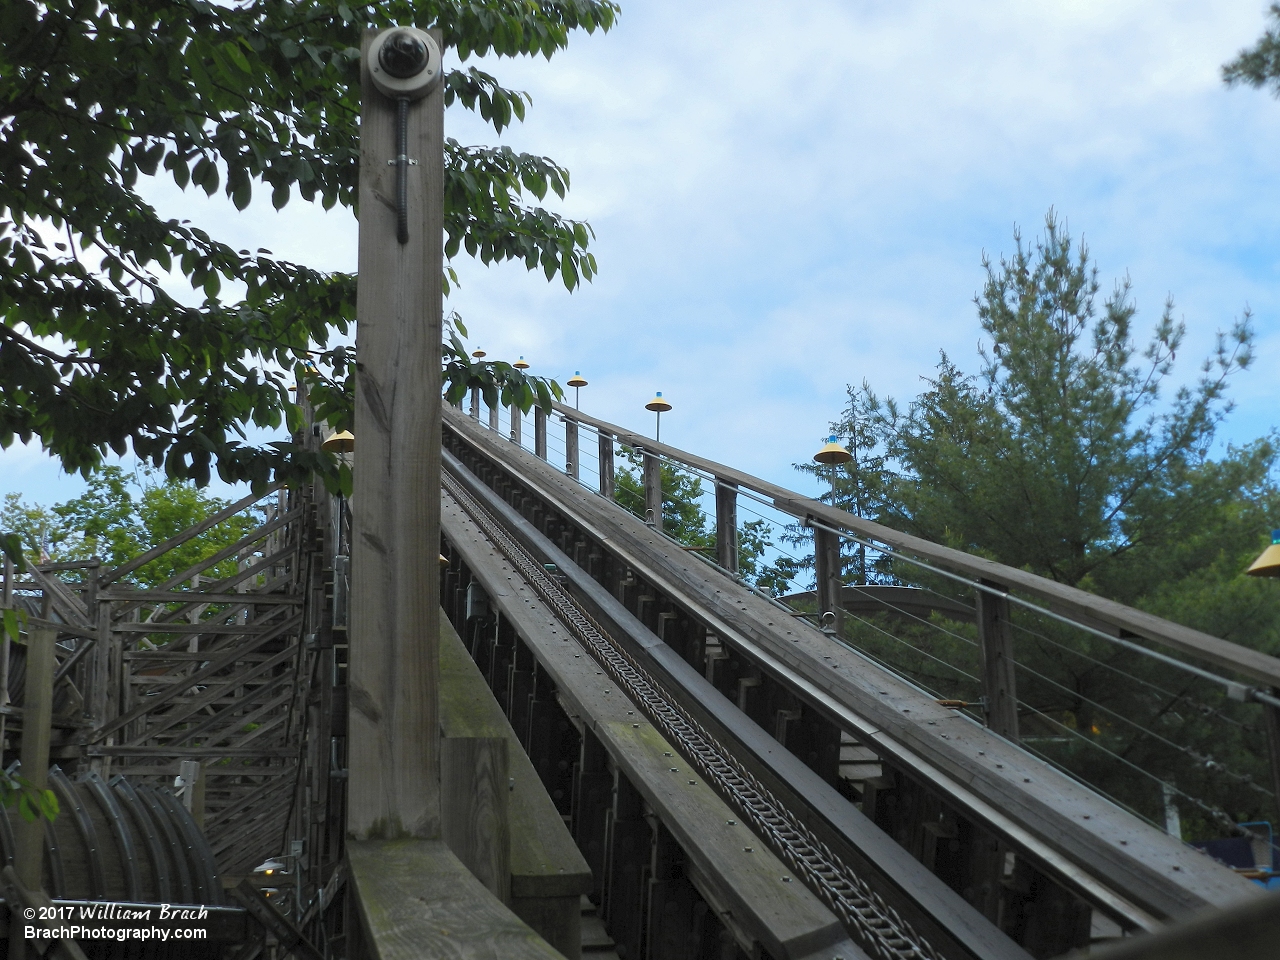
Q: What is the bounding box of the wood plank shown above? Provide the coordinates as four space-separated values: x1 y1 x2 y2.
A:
441 737 510 903
347 840 567 960
112 620 286 634
99 485 280 585
714 478 738 573
99 590 300 604
439 494 861 960
16 626 55 889
976 583 1019 740
347 26 443 842
438 611 592 900
542 402 1280 689
442 417 1259 924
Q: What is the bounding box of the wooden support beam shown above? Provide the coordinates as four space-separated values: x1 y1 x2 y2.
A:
975 581 1019 741
564 418 579 481
534 407 547 460
813 527 842 634
470 386 481 419
714 478 738 574
348 26 444 841
1263 687 1280 826
489 401 500 432
643 452 662 533
17 625 55 889
598 432 614 501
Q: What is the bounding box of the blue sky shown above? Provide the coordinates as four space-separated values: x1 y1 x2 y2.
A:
3 0 1280 508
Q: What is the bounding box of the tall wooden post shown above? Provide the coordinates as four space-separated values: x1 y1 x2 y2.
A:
488 401 500 432
598 433 615 500
565 418 579 480
813 528 842 634
975 581 1019 741
510 404 522 445
534 407 547 460
644 453 663 533
469 386 481 420
715 478 738 574
16 625 55 889
348 27 444 840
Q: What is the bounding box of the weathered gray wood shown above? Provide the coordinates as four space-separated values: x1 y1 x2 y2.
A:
441 737 510 902
643 452 662 533
714 478 738 573
564 417 579 480
976 583 1019 741
98 590 300 604
347 840 566 960
597 432 614 501
470 385 481 419
347 27 444 841
17 626 55 889
99 486 278 586
443 410 1257 924
814 527 843 634
1264 688 1280 825
1081 887 1280 960
489 400 500 431
438 611 591 956
534 407 547 459
547 402 1280 690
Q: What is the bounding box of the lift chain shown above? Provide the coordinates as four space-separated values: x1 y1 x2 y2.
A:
444 472 941 960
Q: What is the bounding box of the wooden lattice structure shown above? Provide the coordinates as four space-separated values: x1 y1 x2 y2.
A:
2 476 345 887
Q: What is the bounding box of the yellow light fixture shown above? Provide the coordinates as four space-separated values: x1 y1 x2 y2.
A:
645 392 671 413
1247 530 1280 578
471 349 486 359
513 356 530 370
567 371 588 410
322 430 355 454
645 392 671 442
813 435 852 465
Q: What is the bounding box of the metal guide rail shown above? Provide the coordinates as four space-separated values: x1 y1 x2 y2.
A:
440 407 1260 958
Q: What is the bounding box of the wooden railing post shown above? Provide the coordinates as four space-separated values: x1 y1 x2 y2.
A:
715 478 738 574
469 386 481 420
534 407 547 460
644 452 663 533
348 26 444 840
598 433 615 501
565 418 579 480
1262 688 1280 825
16 625 55 889
510 404 522 445
813 527 842 634
975 581 1019 741
488 401 500 432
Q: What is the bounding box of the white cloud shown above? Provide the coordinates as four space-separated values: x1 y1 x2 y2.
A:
5 0 1279 506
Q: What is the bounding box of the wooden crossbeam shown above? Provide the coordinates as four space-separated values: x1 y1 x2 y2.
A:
174 687 294 749
89 613 301 741
115 640 301 746
100 485 281 586
101 590 301 604
24 564 92 627
113 620 289 635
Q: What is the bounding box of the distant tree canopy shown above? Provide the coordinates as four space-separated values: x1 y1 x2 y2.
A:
0 0 613 508
1 466 259 586
1224 4 1280 95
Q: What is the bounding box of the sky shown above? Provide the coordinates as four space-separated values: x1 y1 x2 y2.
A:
4 0 1280 509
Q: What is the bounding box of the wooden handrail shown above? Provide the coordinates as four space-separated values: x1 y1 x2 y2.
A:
548 401 1280 690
